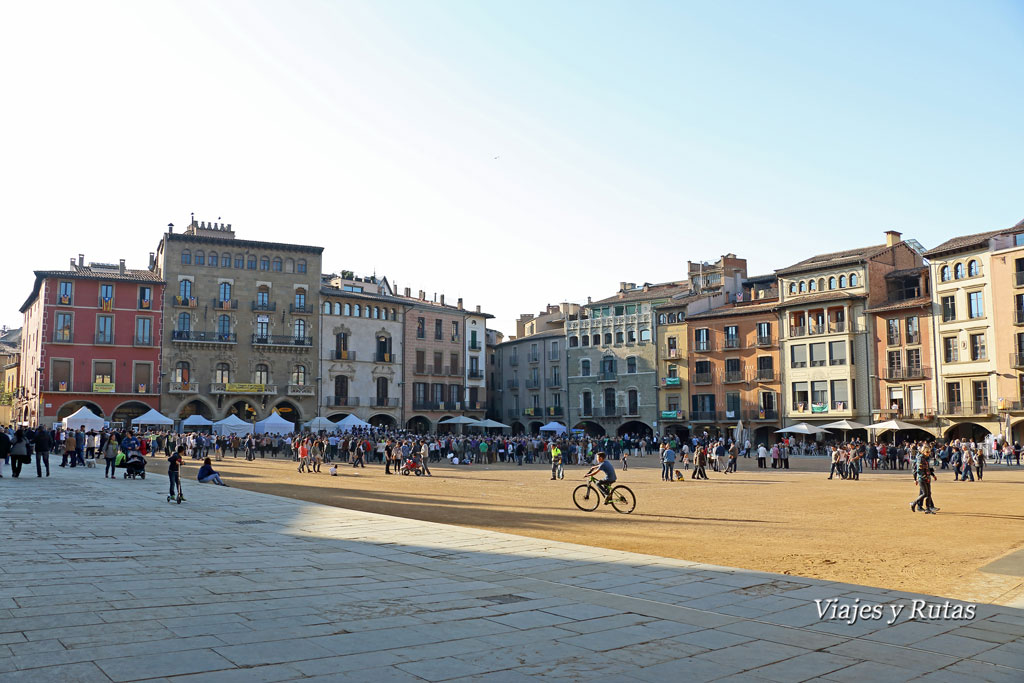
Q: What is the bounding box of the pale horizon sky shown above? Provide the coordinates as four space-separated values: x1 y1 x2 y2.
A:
2 1 1023 335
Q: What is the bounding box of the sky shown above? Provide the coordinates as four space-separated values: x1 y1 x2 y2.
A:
2 0 1023 335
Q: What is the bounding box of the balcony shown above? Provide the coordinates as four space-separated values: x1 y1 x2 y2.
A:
660 410 684 421
468 369 483 380
413 401 441 411
95 333 114 345
724 370 744 383
252 335 313 347
1016 310 1024 326
506 380 518 390
56 294 73 306
287 384 315 396
938 402 964 416
333 350 355 361
545 377 561 388
375 352 393 363
413 365 432 376
172 330 237 344
528 353 540 364
469 340 482 351
602 407 619 417
661 376 682 386
756 335 773 347
210 383 278 395
213 298 238 311
598 371 617 382
877 408 935 421
168 381 198 394
251 301 276 312
789 326 806 338
523 407 541 417
906 333 920 345
525 379 540 390
289 303 313 314
1016 271 1024 287
692 372 712 385
752 408 779 421
693 342 714 353
325 396 359 406
580 409 594 418
369 397 399 408
172 296 198 308
1012 353 1024 369
808 324 825 336
969 402 992 416
663 347 681 359
547 406 564 417
691 410 718 422
723 338 741 350
883 366 928 381
830 321 847 333
756 369 775 381
509 356 519 366
48 382 159 395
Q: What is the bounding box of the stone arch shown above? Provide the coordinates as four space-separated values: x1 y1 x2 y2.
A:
368 413 397 428
574 420 605 437
225 399 259 423
56 400 105 420
111 400 152 428
511 421 526 435
177 397 215 420
407 416 431 434
943 422 990 442
617 420 651 437
529 421 543 435
268 399 302 427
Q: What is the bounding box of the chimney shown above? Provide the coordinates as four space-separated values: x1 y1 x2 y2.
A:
118 259 126 275
619 281 627 291
167 222 174 233
885 230 902 247
69 258 75 268
457 297 463 310
78 254 84 267
418 290 426 300
475 305 481 313
404 287 411 297
587 296 592 304
440 294 445 306
148 252 155 268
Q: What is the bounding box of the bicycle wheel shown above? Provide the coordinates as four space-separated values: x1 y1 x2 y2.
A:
572 484 600 511
609 485 636 514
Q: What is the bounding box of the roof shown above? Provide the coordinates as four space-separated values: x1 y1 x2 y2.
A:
866 296 932 314
392 295 495 319
778 290 866 308
20 267 165 313
686 299 781 320
590 281 690 306
162 231 324 255
885 267 926 279
653 292 704 311
776 243 888 277
319 286 407 306
496 328 565 347
922 221 1023 258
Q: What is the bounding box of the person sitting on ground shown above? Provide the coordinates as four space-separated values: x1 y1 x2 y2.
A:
328 463 338 476
197 457 228 486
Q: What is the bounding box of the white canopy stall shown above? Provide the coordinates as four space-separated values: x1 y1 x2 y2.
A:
254 411 295 434
213 414 255 436
131 408 174 429
335 414 371 431
62 406 105 431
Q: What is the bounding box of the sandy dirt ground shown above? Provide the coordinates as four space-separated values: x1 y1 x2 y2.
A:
147 453 1024 605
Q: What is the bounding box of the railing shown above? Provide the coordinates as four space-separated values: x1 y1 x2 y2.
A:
938 402 963 416
451 335 461 343
375 352 392 363
468 369 483 379
1012 353 1024 369
598 371 617 382
752 408 778 420
525 379 540 389
446 366 461 376
49 382 158 395
830 321 847 333
56 294 73 306
251 301 276 311
546 377 561 388
334 350 354 360
580 409 594 418
723 338 741 350
624 406 640 417
602 407 618 417
172 330 237 343
52 330 73 343
137 299 153 311
663 347 681 359
173 296 199 308
691 410 718 422
287 384 315 396
413 365 431 375
789 326 806 338
509 356 519 366
906 332 920 345
884 366 927 380
724 370 744 383
528 353 540 363
252 335 313 347
1016 271 1024 287
413 400 442 411
168 381 198 394
95 333 114 345
289 303 313 314
464 402 485 411
547 406 564 417
693 342 714 352
134 335 154 347
808 324 825 335
370 397 399 407
325 396 359 406
1016 310 1024 325
661 376 682 386
756 369 775 381
756 335 773 347
210 383 277 395
213 298 238 310
469 340 482 351
692 372 712 385
523 407 541 417
877 408 935 420
506 380 518 390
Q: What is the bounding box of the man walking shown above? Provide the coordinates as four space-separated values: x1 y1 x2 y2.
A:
34 426 52 477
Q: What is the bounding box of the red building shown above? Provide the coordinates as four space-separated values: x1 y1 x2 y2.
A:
17 256 165 427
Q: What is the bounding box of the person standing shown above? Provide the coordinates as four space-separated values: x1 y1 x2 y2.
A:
726 441 738 474
30 427 50 477
167 446 185 501
910 448 939 513
661 444 676 481
757 443 767 469
975 446 985 481
61 430 76 468
102 432 118 479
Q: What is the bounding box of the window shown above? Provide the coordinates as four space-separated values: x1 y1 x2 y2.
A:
627 389 638 415
247 256 257 270
828 276 836 290
828 340 846 365
615 331 624 344
214 363 231 383
887 350 902 375
789 282 797 294
272 257 282 272
297 259 307 274
179 280 192 299
831 380 849 410
219 282 232 302
342 303 350 316
93 361 113 385
291 365 306 386
256 287 270 308
627 330 636 343
181 250 191 265
96 315 113 344
906 316 919 343
234 254 243 269
970 333 986 361
173 361 190 383
222 252 231 268
284 258 294 273
941 296 956 322
792 382 809 411
850 273 859 286
416 317 425 339
254 364 269 384
580 334 589 346
968 260 979 277
808 279 817 292
838 275 847 288
100 283 114 303
627 357 637 374
54 312 73 342
138 286 152 309
323 302 331 314
886 318 900 345
604 332 612 345
799 281 806 293
943 336 958 363
790 344 807 368
640 329 651 342
294 289 306 310
954 263 964 279
452 321 459 341
177 312 191 332
967 291 983 319
724 325 739 347
973 380 989 409
135 317 152 345
809 342 826 367
940 265 950 282
208 252 218 267
353 304 361 317
195 250 205 266
372 306 378 319
945 382 961 409
694 328 709 351
294 319 306 340
756 321 771 343
811 380 828 409
569 336 578 348
658 314 667 324
260 256 269 271
906 348 921 372
581 359 591 377
217 314 231 337
363 305 370 318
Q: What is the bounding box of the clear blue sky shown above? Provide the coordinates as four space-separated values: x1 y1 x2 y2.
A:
1 1 1022 334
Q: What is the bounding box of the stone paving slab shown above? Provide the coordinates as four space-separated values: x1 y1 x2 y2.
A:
0 471 1022 681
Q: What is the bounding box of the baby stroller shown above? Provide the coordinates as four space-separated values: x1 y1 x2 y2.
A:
118 452 147 479
401 459 424 476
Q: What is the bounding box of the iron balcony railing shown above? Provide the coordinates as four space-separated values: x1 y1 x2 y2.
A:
724 370 744 383
213 298 238 310
1016 271 1024 287
506 380 519 390
325 396 359 407
375 352 392 363
1012 353 1024 369
756 369 775 381
370 397 399 407
333 349 355 360
251 301 276 311
752 408 778 420
172 330 237 343
525 379 540 389
252 334 313 346
692 372 712 385
756 335 773 347
691 410 718 422
289 303 313 314
468 369 483 379
469 340 482 351
723 338 741 350
598 371 617 382
95 332 114 345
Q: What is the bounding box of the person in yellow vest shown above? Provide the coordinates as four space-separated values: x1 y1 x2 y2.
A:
550 444 563 480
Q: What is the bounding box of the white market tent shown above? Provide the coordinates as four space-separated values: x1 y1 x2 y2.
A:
820 419 868 431
469 418 510 430
62 406 105 431
213 414 255 436
131 408 174 427
539 421 566 434
254 411 294 434
305 416 339 432
867 419 921 432
775 423 828 435
335 414 371 430
181 414 213 428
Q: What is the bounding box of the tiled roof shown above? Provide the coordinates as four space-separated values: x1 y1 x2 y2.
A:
779 290 866 307
885 267 926 279
591 281 690 305
163 232 324 254
392 295 494 319
319 286 406 306
922 221 1024 258
866 296 932 314
686 299 781 320
34 266 164 283
775 244 888 277
496 328 565 347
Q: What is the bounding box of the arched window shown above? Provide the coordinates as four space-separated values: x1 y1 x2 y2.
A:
627 357 637 373
344 303 351 316
294 319 306 340
254 364 269 384
569 336 578 348
373 307 380 319
364 305 370 318
658 314 667 324
954 263 964 279
581 335 590 346
285 258 295 273
940 265 950 281
615 331 624 344
799 281 806 293
294 288 306 310
353 304 361 317
177 312 191 332
668 313 677 323
581 359 591 376
297 259 307 273
333 302 341 315
217 314 231 337
591 334 600 346
850 273 859 286
218 282 232 301
195 250 205 266
334 376 348 401
208 252 218 267
260 256 269 271
582 390 593 415
808 280 817 292
604 332 612 345
382 308 388 320
967 260 979 277
838 275 847 288
214 362 230 383
291 365 306 386
828 276 836 289
323 302 331 314
179 279 191 299
272 257 282 272
181 249 191 265
391 308 397 320
335 332 348 358
818 278 825 291
789 282 797 294
223 253 232 269
173 361 190 383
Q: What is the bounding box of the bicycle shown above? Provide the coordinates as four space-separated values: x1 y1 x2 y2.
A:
573 476 635 514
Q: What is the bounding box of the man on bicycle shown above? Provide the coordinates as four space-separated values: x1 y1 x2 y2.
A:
585 452 616 504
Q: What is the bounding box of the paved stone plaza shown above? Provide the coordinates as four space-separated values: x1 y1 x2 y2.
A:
0 471 1021 682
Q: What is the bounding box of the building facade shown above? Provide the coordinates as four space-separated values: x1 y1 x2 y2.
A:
17 257 164 427
153 220 323 428
988 229 1024 442
654 299 689 439
318 273 404 427
494 329 566 434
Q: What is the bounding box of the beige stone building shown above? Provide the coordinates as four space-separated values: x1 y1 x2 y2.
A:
988 224 1024 442
153 220 323 428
